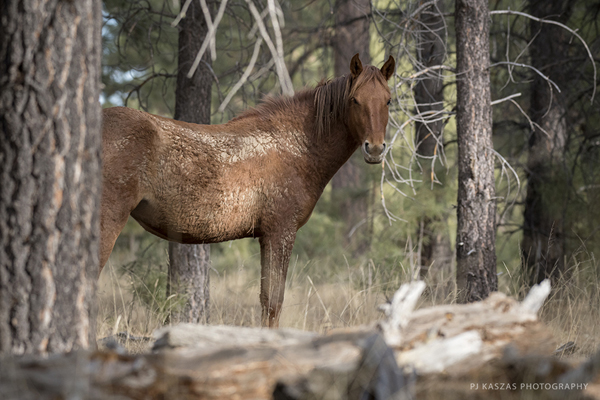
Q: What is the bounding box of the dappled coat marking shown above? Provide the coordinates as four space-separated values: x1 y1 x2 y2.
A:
100 54 396 327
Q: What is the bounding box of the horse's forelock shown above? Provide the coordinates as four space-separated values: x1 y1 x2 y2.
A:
349 66 389 98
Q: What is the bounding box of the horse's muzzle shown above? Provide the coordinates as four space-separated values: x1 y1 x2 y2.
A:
362 141 386 164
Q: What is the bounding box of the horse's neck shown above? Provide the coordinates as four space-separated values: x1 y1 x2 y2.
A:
226 98 360 190
317 127 359 176
298 117 360 191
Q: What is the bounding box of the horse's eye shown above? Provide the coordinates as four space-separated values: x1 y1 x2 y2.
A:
351 97 359 105
386 99 392 106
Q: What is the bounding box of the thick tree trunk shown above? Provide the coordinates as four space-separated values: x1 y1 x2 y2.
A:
413 0 453 281
455 0 497 303
167 0 213 324
522 0 571 285
332 0 372 255
0 0 102 355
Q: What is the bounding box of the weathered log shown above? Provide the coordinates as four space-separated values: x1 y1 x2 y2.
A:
1 329 408 400
1 281 597 400
386 280 556 375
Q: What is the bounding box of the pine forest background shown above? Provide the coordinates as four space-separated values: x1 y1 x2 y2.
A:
98 0 600 355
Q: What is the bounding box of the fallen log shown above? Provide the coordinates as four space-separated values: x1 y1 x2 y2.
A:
384 280 556 375
1 280 597 400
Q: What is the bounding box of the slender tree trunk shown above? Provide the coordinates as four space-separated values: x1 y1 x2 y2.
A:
455 0 497 303
0 0 102 355
168 243 210 324
414 0 445 161
167 0 213 324
413 0 452 281
332 0 372 255
522 0 572 285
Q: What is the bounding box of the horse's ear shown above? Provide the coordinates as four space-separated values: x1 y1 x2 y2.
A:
380 55 395 81
350 53 363 78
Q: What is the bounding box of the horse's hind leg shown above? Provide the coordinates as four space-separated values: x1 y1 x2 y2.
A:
259 231 296 328
99 207 130 273
99 180 140 273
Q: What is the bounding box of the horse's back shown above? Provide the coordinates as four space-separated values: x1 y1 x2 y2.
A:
102 107 161 152
100 106 315 245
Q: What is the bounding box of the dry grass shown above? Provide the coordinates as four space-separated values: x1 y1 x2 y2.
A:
96 257 409 349
538 256 600 356
96 245 600 357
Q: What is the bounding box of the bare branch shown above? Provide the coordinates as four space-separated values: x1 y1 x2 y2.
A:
171 0 193 27
187 0 229 78
491 9 597 102
490 92 521 105
267 0 289 89
218 38 263 112
404 64 455 80
490 61 561 92
246 0 294 96
199 0 217 61
487 146 521 227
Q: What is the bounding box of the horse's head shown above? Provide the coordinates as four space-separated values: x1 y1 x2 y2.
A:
347 54 395 164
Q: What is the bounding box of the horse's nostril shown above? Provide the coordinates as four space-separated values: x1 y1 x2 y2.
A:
364 142 370 153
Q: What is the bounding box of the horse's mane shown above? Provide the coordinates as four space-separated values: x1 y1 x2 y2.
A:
233 66 388 139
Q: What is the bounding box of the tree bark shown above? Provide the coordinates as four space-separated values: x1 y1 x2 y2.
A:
455 0 497 303
413 0 453 281
414 0 445 161
522 0 572 285
0 0 102 355
168 243 210 324
331 0 372 255
167 0 213 324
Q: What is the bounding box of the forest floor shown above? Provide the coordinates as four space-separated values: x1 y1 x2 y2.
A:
95 239 600 358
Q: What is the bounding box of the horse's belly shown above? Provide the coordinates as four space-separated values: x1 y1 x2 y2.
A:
131 190 261 244
188 202 261 242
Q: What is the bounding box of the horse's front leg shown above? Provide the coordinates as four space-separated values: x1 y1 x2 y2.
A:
259 230 296 328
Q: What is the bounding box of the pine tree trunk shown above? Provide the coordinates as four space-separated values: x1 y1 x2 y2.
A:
413 0 453 281
454 0 497 303
414 0 445 161
522 0 571 285
0 0 102 355
331 0 372 255
168 243 210 324
167 0 213 324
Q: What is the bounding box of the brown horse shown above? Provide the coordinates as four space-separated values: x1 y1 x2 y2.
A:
100 54 395 328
